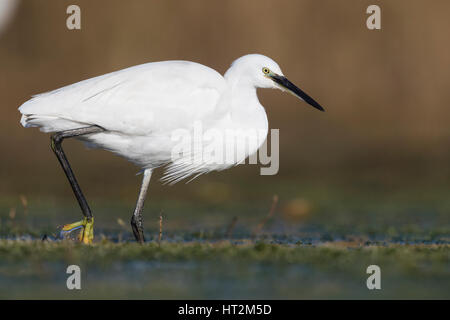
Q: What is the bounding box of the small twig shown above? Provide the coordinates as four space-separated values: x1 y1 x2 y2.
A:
158 213 163 246
20 195 29 230
8 207 16 230
117 218 127 229
225 216 238 239
9 207 16 220
19 194 28 218
116 218 127 243
253 195 279 237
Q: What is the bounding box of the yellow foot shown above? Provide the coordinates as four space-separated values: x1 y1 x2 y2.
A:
60 217 94 244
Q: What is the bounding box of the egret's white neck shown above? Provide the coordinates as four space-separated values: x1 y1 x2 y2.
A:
224 69 268 133
220 68 269 161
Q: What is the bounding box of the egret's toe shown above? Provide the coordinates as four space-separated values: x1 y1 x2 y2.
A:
60 218 94 244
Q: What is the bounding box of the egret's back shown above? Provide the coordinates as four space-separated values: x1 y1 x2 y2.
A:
19 61 226 135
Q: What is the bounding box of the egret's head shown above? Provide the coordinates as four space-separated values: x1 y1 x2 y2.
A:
226 54 324 112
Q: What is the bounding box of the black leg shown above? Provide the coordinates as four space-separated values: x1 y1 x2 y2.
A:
131 169 152 243
50 125 105 221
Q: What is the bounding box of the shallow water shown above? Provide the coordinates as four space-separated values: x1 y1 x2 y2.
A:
0 185 449 299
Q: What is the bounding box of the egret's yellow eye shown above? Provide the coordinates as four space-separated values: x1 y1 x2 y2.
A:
262 67 270 74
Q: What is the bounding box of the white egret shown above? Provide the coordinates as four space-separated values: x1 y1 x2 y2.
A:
18 54 324 244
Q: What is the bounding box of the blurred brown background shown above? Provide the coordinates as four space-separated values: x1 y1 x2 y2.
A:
1 0 450 202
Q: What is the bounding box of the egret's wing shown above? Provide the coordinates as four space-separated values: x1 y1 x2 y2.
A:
19 61 226 135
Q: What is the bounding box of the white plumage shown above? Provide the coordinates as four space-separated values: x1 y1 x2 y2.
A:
19 54 288 183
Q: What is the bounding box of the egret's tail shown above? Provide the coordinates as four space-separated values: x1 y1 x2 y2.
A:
19 99 88 133
19 112 88 133
20 113 55 128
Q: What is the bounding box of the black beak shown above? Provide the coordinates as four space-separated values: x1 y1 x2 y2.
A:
271 74 324 112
